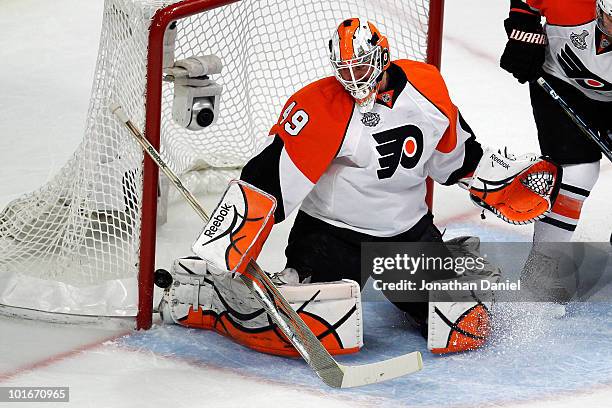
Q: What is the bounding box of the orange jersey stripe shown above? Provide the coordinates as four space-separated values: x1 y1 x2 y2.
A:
551 193 584 220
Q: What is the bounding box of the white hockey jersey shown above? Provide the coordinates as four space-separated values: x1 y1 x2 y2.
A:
241 61 481 237
528 0 612 101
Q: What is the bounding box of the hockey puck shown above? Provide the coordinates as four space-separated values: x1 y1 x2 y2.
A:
154 269 173 289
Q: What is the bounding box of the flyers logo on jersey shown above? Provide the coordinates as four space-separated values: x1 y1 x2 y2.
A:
558 44 612 91
372 125 424 179
377 89 395 108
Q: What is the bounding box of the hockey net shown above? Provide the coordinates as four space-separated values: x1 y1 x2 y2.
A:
0 0 444 328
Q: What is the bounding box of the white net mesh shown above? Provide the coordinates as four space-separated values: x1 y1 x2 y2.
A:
0 0 438 321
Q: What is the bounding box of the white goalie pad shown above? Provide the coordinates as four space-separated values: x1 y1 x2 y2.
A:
159 257 363 356
192 180 276 275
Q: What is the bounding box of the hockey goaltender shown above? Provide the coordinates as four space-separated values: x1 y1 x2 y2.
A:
155 18 561 356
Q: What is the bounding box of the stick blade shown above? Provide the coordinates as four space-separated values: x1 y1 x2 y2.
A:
338 351 423 388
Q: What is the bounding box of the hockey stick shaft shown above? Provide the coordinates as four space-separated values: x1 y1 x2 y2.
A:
110 106 210 221
536 77 612 162
110 103 422 388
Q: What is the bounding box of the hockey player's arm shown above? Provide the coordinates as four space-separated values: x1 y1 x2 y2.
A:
425 109 483 187
194 85 348 275
423 97 561 225
240 134 319 223
426 115 561 224
405 61 483 186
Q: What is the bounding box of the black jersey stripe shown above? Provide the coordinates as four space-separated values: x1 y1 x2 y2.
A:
541 215 577 231
560 183 591 198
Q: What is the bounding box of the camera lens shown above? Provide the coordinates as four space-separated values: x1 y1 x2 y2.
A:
189 98 215 130
196 109 214 128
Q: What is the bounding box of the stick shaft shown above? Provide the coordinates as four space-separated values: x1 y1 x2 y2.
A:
536 77 612 162
125 120 210 221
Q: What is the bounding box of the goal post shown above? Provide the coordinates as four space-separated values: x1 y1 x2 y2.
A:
426 0 445 69
0 0 445 330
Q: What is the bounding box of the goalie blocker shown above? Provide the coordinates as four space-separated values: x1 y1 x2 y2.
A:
191 180 276 277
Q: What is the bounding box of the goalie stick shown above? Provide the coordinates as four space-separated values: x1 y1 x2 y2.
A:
536 77 612 163
110 103 423 388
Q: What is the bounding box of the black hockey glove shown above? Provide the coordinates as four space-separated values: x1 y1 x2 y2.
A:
500 0 547 84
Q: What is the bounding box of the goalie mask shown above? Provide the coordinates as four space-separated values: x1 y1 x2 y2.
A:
329 18 390 112
597 0 612 37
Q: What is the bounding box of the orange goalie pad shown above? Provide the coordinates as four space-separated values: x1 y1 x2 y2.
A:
178 306 360 357
470 158 562 225
226 183 275 275
429 304 491 354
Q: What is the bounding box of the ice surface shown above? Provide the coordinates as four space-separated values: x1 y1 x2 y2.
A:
115 301 612 407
